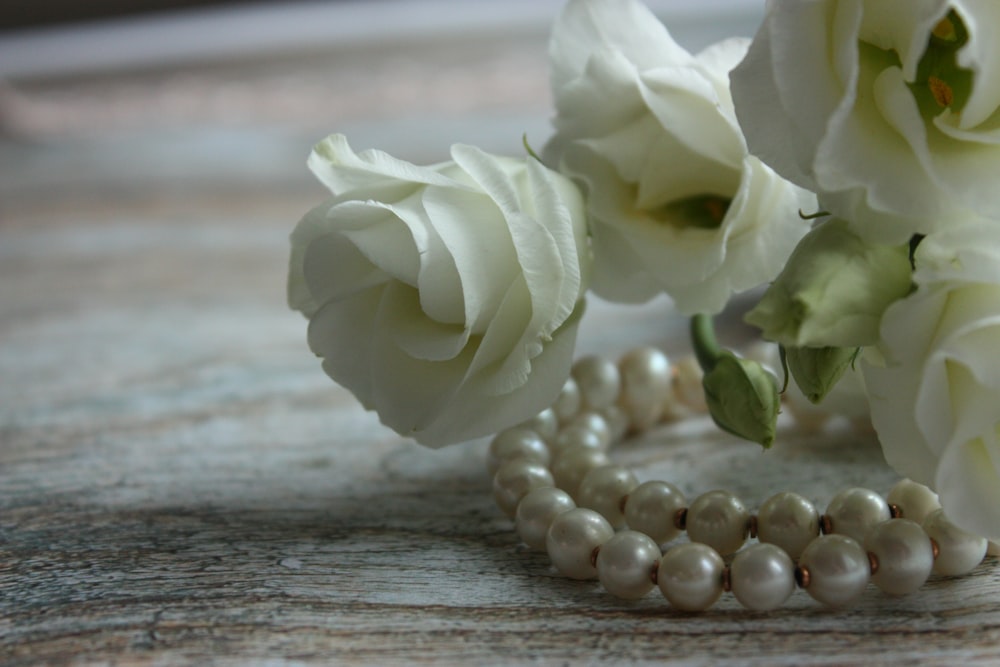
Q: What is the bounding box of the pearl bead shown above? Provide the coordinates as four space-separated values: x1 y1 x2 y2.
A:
623 480 686 545
730 543 796 611
596 530 661 599
515 487 576 551
825 488 891 543
599 405 631 441
553 377 582 424
686 490 750 556
492 460 554 518
551 448 610 499
577 465 639 529
562 411 613 448
922 509 987 576
552 423 606 457
797 535 870 607
546 508 614 580
487 427 550 475
657 543 725 611
572 355 621 411
757 492 820 559
519 408 559 444
865 519 935 595
618 347 672 431
887 479 941 525
670 355 706 412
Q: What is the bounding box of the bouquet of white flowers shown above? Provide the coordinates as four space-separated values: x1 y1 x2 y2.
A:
288 0 1000 542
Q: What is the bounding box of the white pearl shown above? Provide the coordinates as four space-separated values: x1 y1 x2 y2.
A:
670 355 706 412
487 427 550 475
623 480 687 545
551 448 610 499
798 535 870 607
686 490 750 556
553 377 582 424
825 488 891 544
562 411 613 449
577 465 639 529
618 347 672 431
572 355 621 411
515 487 576 551
730 543 796 611
596 530 661 599
887 479 941 525
519 408 559 444
492 460 553 518
657 543 725 611
922 509 988 576
546 508 614 580
757 492 820 559
599 404 631 441
865 519 935 595
552 423 606 457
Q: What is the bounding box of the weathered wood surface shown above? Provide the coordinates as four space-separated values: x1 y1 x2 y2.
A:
3 14 1000 666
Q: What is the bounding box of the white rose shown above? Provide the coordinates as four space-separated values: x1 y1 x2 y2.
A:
543 0 813 314
863 222 1000 538
288 135 591 446
732 0 1000 243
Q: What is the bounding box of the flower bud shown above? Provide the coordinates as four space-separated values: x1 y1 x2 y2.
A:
745 219 912 348
701 353 780 448
784 345 858 405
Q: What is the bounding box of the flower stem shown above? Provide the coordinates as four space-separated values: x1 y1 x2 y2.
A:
691 313 723 373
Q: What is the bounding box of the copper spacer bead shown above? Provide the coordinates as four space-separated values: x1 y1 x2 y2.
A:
930 537 940 560
820 514 834 535
795 565 811 589
590 545 601 569
748 515 759 540
867 551 880 575
649 559 660 585
721 565 732 592
889 503 903 519
674 507 688 531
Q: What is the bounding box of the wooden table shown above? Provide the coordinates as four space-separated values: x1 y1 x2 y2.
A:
3 9 999 665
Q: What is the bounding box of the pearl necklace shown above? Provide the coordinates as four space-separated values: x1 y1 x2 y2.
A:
488 346 990 611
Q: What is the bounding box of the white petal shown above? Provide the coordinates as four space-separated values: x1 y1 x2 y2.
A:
288 199 339 318
421 183 518 332
307 285 385 409
308 133 463 196
954 0 1000 129
936 434 1000 539
548 0 691 95
411 302 585 446
369 282 476 435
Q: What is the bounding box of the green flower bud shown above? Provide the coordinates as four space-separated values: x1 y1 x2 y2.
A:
702 353 780 448
784 345 859 405
745 218 912 348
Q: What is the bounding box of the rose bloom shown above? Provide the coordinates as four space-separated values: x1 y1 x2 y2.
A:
288 135 590 446
863 223 1000 539
732 0 1000 243
543 0 812 314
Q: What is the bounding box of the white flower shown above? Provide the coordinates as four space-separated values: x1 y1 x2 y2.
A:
288 135 590 446
732 0 1000 243
543 0 813 314
863 222 1000 538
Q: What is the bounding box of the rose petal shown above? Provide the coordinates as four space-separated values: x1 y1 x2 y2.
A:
548 0 691 96
307 285 385 409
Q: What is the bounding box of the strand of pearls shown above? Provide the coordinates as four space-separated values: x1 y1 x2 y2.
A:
489 346 990 611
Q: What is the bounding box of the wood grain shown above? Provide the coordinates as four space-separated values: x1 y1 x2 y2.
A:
3 26 1000 667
